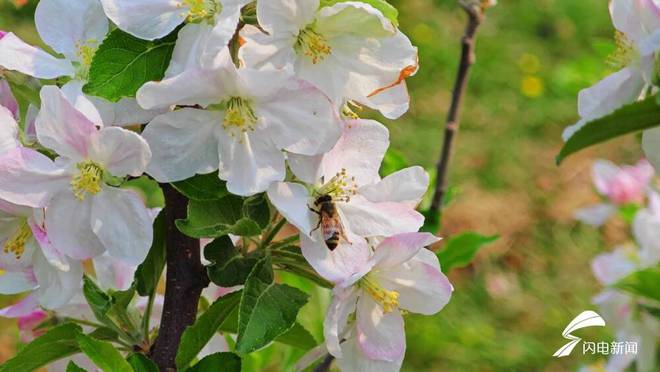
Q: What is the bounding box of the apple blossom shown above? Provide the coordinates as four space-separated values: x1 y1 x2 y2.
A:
239 0 418 119
0 80 18 120
138 49 341 196
323 233 452 370
0 86 154 265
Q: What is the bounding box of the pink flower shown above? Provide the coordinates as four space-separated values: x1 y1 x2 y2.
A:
17 309 49 343
593 159 654 205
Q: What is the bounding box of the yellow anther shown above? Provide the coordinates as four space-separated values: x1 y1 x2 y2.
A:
71 161 104 201
183 0 218 22
296 25 332 64
359 274 400 313
222 97 258 138
3 221 31 259
608 31 636 70
316 168 358 202
74 39 98 80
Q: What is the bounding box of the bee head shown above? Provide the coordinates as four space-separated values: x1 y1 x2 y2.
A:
315 194 333 205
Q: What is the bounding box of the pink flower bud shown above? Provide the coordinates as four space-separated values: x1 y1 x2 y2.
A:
17 310 49 343
593 159 654 205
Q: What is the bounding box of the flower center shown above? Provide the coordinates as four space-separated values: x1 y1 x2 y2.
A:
608 32 637 70
179 0 219 22
222 96 258 138
295 25 332 64
3 220 31 260
315 168 358 203
74 40 98 81
71 161 104 201
359 274 399 313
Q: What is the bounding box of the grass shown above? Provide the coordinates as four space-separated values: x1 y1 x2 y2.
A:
0 0 647 370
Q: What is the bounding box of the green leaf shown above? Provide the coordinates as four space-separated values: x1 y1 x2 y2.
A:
188 352 241 372
236 257 309 354
320 0 399 25
83 276 139 341
83 275 113 324
205 236 261 287
557 96 660 164
613 266 660 303
640 304 660 319
122 176 165 209
135 211 167 296
172 172 229 201
127 354 159 372
88 327 120 342
76 333 133 372
175 292 242 370
83 28 177 102
0 323 82 372
243 194 271 229
66 361 87 372
436 232 499 273
176 197 263 238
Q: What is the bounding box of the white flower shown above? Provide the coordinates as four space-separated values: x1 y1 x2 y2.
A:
138 50 341 196
239 0 418 119
267 119 427 281
323 233 452 371
0 0 160 127
0 86 153 265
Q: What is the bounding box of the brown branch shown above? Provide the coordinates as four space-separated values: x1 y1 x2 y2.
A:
149 184 209 371
430 1 486 214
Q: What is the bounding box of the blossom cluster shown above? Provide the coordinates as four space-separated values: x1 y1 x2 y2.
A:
0 0 452 370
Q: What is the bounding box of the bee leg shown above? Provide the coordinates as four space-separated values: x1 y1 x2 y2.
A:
308 205 322 234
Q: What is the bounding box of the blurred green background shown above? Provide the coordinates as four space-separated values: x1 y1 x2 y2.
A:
0 0 645 370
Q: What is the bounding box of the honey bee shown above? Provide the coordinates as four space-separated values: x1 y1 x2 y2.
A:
310 194 349 251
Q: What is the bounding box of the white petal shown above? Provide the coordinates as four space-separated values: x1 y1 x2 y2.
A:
0 269 37 294
340 195 424 237
300 231 372 283
0 105 20 155
166 23 214 77
46 192 105 260
643 127 660 174
218 131 286 196
91 187 153 266
592 159 620 195
100 0 185 40
33 250 83 309
37 86 97 160
287 152 324 184
632 207 660 265
136 67 225 109
324 287 358 358
35 0 108 60
28 215 70 272
266 182 315 236
591 248 637 286
359 166 429 206
202 0 249 64
60 80 104 126
573 203 616 227
0 33 74 79
256 0 318 34
355 295 406 361
609 0 645 42
238 25 297 69
93 253 137 291
638 29 660 56
371 232 439 269
90 96 165 127
336 336 403 372
317 2 395 38
0 148 69 208
89 126 152 177
142 108 221 182
0 294 39 318
577 67 644 121
0 79 19 119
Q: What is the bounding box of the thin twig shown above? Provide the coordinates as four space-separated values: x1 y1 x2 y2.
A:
430 1 486 214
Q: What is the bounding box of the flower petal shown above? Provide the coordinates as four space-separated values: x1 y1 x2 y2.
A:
340 195 424 237
372 232 439 269
90 96 165 127
336 336 404 372
324 286 358 358
89 126 152 177
256 0 318 34
142 108 221 182
60 80 104 126
100 0 185 40
300 231 372 283
33 250 83 309
28 215 70 272
0 269 37 295
287 153 324 184
573 203 616 227
0 79 19 119
359 166 429 206
355 294 406 361
0 33 74 79
0 105 19 155
91 187 153 266
238 25 297 69
0 294 39 318
93 253 137 291
266 182 315 235
591 248 637 286
643 127 660 173
46 192 105 260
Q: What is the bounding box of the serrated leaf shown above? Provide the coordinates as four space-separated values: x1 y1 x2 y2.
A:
176 292 242 370
236 257 309 354
188 352 241 372
320 0 399 25
0 323 82 372
557 96 660 164
66 361 86 372
613 266 660 303
436 232 498 272
122 176 165 209
205 236 261 287
83 29 177 102
127 353 159 372
77 333 133 372
172 172 229 201
135 212 167 296
176 197 263 238
243 193 271 229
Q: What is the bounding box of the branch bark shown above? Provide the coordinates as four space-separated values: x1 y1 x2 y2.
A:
430 2 485 214
150 184 209 371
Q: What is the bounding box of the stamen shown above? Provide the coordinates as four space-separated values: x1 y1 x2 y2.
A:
74 39 98 80
3 221 31 259
71 161 104 201
295 25 332 64
359 274 400 313
607 31 636 70
179 0 219 22
222 97 258 139
316 168 358 202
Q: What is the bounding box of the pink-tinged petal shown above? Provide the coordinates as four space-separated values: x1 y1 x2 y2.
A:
91 187 153 266
0 268 37 294
359 166 429 206
17 308 49 342
266 182 315 236
93 253 137 291
377 248 453 315
256 0 318 34
33 250 83 309
320 119 390 186
324 286 359 358
337 336 404 372
0 105 19 155
300 232 372 283
0 200 31 217
28 214 70 272
46 192 105 260
0 293 39 318
0 33 74 79
60 80 104 126
100 0 185 40
340 196 424 237
143 109 221 182
356 295 405 362
89 127 151 177
574 203 616 227
0 147 69 208
643 128 660 174
0 31 6 39
90 96 165 127
35 0 108 61
372 232 439 269
287 152 324 184
592 159 621 196
591 248 637 286
218 131 286 196
37 86 97 160
199 334 230 360
0 80 18 119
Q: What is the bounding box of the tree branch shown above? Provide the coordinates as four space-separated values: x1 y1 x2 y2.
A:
150 184 209 371
430 1 486 214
